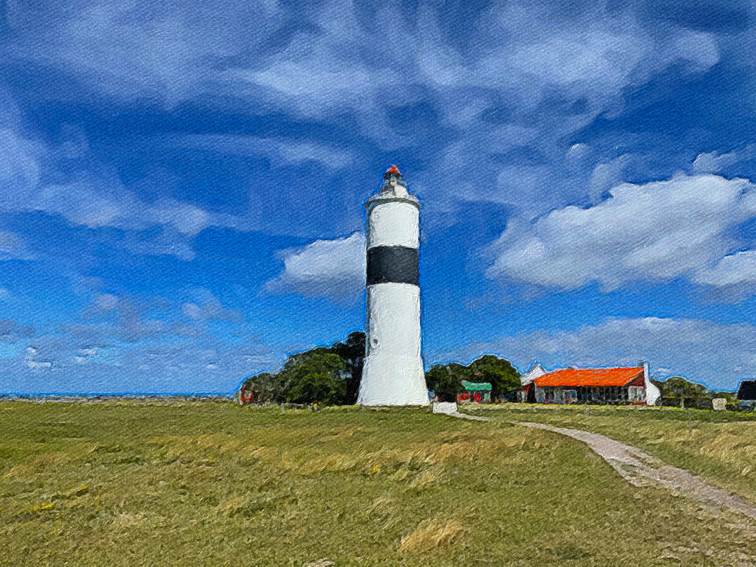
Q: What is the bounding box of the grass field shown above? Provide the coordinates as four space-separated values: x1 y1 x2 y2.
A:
1 400 755 566
465 404 756 504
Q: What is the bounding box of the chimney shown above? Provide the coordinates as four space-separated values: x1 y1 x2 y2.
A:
640 360 661 406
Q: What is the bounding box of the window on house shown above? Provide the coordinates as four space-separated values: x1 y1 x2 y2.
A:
628 386 645 402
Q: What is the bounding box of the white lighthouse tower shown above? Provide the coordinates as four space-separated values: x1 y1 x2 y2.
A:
358 165 428 406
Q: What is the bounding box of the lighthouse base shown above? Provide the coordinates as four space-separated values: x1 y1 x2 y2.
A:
358 355 428 406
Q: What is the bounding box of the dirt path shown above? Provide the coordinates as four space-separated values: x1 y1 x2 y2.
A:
518 421 756 521
445 410 756 521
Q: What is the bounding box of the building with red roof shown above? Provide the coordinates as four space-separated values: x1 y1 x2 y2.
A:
519 363 661 405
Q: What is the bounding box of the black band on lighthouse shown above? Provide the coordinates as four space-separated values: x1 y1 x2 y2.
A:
366 246 419 286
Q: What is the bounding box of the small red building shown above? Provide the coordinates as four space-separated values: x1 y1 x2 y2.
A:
238 383 255 405
456 380 493 404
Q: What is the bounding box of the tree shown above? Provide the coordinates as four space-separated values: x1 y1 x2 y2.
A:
241 372 280 403
238 331 365 406
467 355 521 398
238 334 523 407
659 376 709 409
425 363 469 401
329 331 365 404
277 351 348 405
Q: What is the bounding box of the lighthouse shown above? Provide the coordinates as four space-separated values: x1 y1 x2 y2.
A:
358 165 428 406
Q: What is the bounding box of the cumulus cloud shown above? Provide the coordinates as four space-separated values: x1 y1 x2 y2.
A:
692 250 756 297
588 154 634 202
487 174 755 292
266 232 365 298
1 2 752 396
692 144 756 174
455 317 755 390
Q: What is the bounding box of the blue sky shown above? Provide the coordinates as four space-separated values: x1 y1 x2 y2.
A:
1 0 754 394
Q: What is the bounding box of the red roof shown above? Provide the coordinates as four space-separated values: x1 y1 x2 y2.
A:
534 367 643 388
384 164 401 177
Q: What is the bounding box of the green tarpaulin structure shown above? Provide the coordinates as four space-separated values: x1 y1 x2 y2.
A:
460 380 492 392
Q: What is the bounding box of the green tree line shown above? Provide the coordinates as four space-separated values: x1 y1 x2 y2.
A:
239 333 521 405
240 332 365 405
652 376 737 409
241 333 729 409
425 355 521 402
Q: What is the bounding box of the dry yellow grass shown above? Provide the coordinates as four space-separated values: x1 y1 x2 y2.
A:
2 401 755 566
408 466 445 490
110 511 149 530
470 404 756 502
4 451 72 478
400 519 466 553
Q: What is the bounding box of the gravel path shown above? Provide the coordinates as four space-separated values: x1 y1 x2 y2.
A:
445 410 756 521
518 421 756 521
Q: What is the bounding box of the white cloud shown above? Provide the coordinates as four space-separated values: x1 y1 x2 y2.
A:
0 318 34 342
693 250 756 288
566 143 591 163
487 174 755 292
266 232 365 298
75 293 171 343
0 286 276 394
0 127 42 194
0 288 10 301
0 122 261 260
1 1 725 219
3 330 278 394
0 229 34 260
456 317 755 390
74 346 101 365
588 154 633 202
692 144 756 174
181 303 203 320
181 289 242 322
229 3 720 122
8 1 719 115
24 345 53 370
120 229 198 262
5 1 284 106
32 180 213 236
77 289 242 347
93 293 119 311
177 134 354 171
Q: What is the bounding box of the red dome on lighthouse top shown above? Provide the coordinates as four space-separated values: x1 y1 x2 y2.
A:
383 164 402 179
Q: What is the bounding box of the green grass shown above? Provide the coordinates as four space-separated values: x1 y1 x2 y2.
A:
466 403 756 503
1 400 754 566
